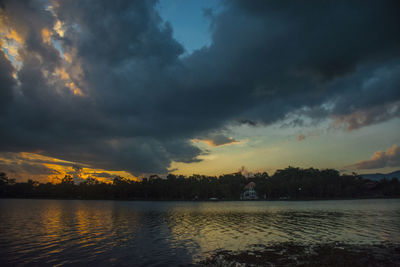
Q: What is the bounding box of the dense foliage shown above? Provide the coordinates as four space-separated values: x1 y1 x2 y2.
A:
0 167 399 200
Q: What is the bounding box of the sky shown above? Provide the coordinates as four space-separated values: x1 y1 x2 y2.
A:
0 0 399 182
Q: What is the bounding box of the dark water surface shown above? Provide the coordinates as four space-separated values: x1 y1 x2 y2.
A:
0 199 399 266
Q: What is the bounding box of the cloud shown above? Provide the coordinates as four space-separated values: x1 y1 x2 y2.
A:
0 153 59 181
351 145 400 170
90 172 113 179
331 101 400 131
0 50 15 113
0 160 58 176
194 0 400 127
0 0 197 175
0 152 73 181
193 134 239 147
0 0 399 177
297 134 306 142
0 152 137 182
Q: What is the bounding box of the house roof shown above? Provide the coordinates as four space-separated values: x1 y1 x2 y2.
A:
244 182 256 190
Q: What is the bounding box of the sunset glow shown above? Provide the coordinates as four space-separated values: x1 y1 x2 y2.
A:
0 0 399 183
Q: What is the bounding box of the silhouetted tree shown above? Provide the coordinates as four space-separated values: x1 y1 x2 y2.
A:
0 167 399 200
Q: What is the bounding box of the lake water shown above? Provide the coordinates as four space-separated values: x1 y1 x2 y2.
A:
0 199 399 266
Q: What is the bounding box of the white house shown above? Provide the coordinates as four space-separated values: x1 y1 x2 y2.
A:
241 182 258 200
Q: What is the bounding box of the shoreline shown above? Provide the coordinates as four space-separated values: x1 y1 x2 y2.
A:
199 242 400 266
1 196 399 202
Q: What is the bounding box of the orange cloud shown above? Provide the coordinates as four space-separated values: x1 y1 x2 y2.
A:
54 67 84 96
0 24 24 64
55 67 70 80
66 81 83 96
63 52 72 63
41 28 52 44
53 20 65 37
297 134 306 141
351 144 400 170
0 152 137 183
5 29 24 44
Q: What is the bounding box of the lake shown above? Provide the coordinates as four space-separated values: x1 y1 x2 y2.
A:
0 199 399 266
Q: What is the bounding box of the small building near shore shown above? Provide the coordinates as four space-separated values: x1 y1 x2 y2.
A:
240 182 258 200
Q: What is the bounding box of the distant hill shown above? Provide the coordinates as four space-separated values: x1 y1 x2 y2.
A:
361 170 400 181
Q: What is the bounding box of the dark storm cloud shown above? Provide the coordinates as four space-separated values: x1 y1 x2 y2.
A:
0 50 14 113
188 0 400 125
0 0 399 175
0 0 199 175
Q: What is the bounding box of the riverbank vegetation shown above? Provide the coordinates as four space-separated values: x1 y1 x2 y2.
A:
1 167 399 200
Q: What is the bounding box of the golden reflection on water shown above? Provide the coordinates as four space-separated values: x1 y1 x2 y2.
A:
75 206 111 248
40 202 63 242
0 199 399 266
167 204 284 254
166 201 400 258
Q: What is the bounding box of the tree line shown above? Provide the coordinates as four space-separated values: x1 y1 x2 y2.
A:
0 167 399 200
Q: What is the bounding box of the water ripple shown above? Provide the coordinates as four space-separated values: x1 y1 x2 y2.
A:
0 199 399 266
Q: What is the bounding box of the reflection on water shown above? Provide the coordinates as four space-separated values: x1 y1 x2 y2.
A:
0 199 399 266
